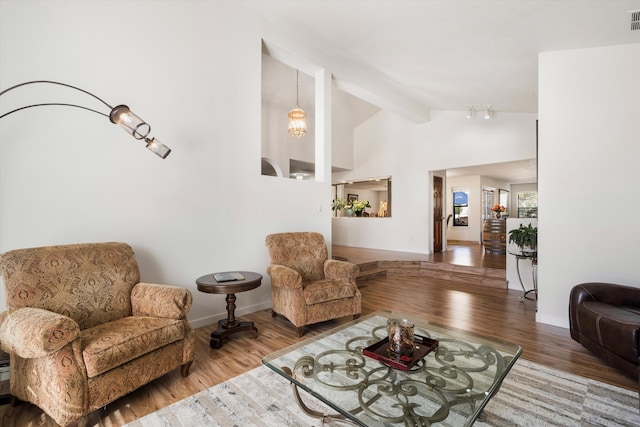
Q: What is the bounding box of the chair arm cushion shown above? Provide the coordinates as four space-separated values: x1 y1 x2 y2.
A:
0 307 80 358
324 259 359 280
131 283 193 319
267 265 302 289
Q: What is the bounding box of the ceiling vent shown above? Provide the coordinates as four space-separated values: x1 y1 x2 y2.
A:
630 10 640 31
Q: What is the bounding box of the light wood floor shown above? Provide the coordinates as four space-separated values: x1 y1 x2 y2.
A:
1 244 636 426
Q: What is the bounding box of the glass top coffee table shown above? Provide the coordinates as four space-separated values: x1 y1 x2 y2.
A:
263 310 522 426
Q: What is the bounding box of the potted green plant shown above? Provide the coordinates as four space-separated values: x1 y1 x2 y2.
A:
508 223 537 254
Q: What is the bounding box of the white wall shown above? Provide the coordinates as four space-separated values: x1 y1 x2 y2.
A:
538 43 640 328
0 1 331 325
333 109 537 252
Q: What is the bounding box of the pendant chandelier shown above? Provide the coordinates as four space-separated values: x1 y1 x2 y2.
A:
288 69 306 138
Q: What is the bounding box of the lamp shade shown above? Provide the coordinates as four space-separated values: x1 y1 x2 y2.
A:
109 105 151 140
145 137 171 159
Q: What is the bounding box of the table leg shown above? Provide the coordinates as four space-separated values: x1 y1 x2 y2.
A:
282 367 358 426
209 293 258 349
516 256 537 302
225 293 237 328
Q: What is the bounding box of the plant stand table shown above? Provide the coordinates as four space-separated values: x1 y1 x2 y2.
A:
196 271 262 349
509 252 537 301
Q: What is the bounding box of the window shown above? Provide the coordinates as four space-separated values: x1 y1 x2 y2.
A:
453 190 469 226
482 188 494 221
517 192 538 218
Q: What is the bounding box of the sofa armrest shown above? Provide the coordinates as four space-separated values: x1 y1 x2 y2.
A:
131 283 193 319
571 282 640 307
0 307 80 358
324 259 359 281
267 265 302 289
569 282 640 339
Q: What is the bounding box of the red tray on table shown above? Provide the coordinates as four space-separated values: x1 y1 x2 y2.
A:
362 334 439 371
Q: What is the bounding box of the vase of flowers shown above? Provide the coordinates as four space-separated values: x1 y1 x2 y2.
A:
351 200 371 217
491 204 506 219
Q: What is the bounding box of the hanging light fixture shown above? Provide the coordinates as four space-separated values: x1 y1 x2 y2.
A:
466 105 474 119
484 104 493 119
287 69 306 138
464 104 494 120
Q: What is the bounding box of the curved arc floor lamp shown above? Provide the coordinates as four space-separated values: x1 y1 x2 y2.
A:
0 80 171 159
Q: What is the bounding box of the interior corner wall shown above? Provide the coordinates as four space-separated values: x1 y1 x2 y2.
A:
0 1 330 322
537 43 640 328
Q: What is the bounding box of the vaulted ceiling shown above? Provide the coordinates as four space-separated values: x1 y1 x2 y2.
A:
258 1 639 182
257 1 638 116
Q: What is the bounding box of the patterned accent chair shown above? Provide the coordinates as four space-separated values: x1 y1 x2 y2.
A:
265 232 361 337
0 242 194 426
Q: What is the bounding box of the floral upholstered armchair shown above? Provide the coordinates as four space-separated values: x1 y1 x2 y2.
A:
0 242 194 426
265 232 361 337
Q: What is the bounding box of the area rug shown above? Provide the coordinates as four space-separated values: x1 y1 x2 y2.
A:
125 359 638 427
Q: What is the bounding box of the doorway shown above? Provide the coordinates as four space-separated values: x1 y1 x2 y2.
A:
433 175 443 252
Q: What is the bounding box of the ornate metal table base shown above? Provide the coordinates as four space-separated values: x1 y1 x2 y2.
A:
263 312 521 427
283 367 358 426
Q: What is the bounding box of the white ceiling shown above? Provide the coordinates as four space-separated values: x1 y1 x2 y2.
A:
257 0 639 114
258 1 639 182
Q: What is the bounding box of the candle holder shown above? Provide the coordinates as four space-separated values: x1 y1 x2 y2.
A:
387 318 416 355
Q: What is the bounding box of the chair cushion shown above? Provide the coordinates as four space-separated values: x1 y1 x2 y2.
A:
577 301 640 363
81 316 185 378
303 279 357 306
266 233 328 281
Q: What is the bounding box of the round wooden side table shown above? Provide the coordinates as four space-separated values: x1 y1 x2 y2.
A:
196 271 262 349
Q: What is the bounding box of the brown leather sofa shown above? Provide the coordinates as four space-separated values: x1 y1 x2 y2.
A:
569 282 640 381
